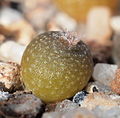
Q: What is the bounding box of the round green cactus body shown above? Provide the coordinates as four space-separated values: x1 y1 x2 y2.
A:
21 31 93 103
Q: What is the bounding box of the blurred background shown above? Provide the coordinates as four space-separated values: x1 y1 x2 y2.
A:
0 0 120 65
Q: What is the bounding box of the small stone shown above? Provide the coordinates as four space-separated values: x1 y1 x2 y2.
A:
93 106 120 118
86 83 99 94
0 91 10 101
0 34 5 43
109 17 120 66
103 107 120 118
9 20 35 45
53 12 77 31
87 41 112 63
112 33 120 66
111 16 120 32
0 62 23 92
22 0 51 13
47 20 61 31
110 69 120 94
47 12 77 31
24 4 55 30
109 94 120 100
0 7 22 25
93 63 118 86
0 41 26 64
92 106 106 118
86 7 112 45
81 92 119 110
111 17 120 66
43 108 97 118
62 108 97 118
0 91 45 118
42 112 62 118
72 91 88 105
55 99 79 113
86 82 112 93
45 103 58 112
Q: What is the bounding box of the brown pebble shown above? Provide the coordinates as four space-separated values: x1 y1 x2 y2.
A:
111 69 120 94
86 41 112 64
0 34 5 43
45 102 58 112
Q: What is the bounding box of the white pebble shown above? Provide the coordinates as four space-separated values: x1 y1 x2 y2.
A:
111 16 120 33
0 41 26 64
92 63 118 86
0 7 22 25
55 12 77 31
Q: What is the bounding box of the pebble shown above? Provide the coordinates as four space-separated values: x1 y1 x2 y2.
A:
53 12 77 31
62 108 97 118
111 16 120 66
93 63 118 86
86 7 112 45
110 16 120 66
0 7 22 25
42 108 97 118
24 4 55 30
110 69 120 94
45 103 58 112
0 91 10 101
72 91 88 105
86 81 112 93
111 16 120 32
0 34 5 43
87 41 112 63
43 103 120 118
42 112 62 118
9 20 35 45
80 92 119 110
0 41 26 64
102 107 120 118
93 106 120 118
0 91 45 118
0 62 23 92
112 33 120 66
109 94 120 100
86 83 99 93
55 99 79 113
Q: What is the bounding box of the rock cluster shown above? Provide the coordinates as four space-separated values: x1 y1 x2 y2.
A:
0 91 45 118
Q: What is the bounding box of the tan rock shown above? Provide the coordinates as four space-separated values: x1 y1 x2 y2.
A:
8 20 35 45
47 20 61 31
86 7 112 45
55 99 79 113
81 92 119 110
24 5 55 30
0 34 5 43
0 62 23 92
23 0 51 11
111 69 120 94
0 25 14 37
0 21 35 46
